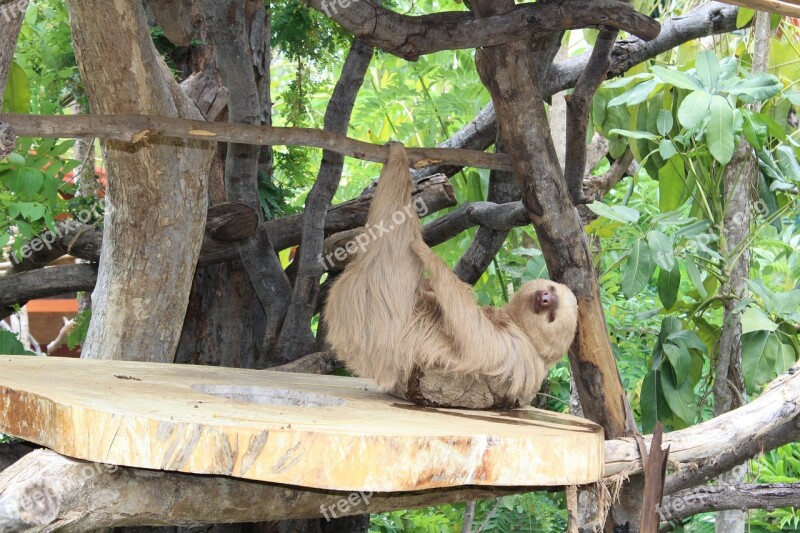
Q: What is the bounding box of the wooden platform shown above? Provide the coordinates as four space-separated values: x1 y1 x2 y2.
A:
0 356 604 491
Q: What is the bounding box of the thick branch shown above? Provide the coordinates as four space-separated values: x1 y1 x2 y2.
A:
0 176 457 313
547 2 740 96
0 113 512 172
659 483 800 522
278 39 373 362
0 264 98 319
304 0 659 60
0 450 523 532
564 29 617 205
604 365 800 486
453 139 519 284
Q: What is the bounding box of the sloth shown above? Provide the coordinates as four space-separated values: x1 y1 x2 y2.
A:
324 142 579 407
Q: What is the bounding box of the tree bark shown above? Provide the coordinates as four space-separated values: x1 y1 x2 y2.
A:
66 0 214 362
278 39 373 361
304 0 659 60
713 11 769 532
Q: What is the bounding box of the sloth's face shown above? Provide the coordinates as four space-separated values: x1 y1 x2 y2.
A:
532 285 559 322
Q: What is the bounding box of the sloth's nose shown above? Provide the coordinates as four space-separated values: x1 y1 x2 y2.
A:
539 291 551 305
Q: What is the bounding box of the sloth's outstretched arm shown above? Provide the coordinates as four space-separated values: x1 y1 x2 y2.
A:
410 241 539 393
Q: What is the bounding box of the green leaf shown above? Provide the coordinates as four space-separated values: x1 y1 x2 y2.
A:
742 109 767 150
741 307 779 334
647 230 675 271
677 91 712 130
663 343 692 386
727 74 782 103
586 202 640 223
622 238 655 298
608 128 660 141
0 331 34 355
707 95 735 165
775 343 796 375
6 153 25 166
607 78 659 107
659 139 677 159
742 330 780 391
786 91 800 106
660 363 697 425
2 62 30 114
656 110 674 136
775 145 800 183
695 50 721 88
684 255 707 298
658 155 687 212
658 266 680 309
736 7 755 28
771 289 800 318
641 370 671 434
667 330 708 354
652 66 703 91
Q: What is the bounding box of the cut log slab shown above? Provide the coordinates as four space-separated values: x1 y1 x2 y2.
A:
0 357 604 492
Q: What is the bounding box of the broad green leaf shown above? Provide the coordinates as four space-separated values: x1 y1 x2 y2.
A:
741 307 779 334
641 370 671 434
659 139 677 159
663 343 692 385
608 128 660 141
707 95 735 165
742 330 780 391
684 255 707 298
742 109 767 150
622 239 655 298
652 66 703 91
775 145 800 183
608 78 659 107
658 155 687 212
586 202 640 223
771 289 800 318
775 343 796 374
728 74 782 103
678 91 712 130
2 62 30 114
647 230 675 271
658 266 680 309
656 110 674 136
695 50 720 88
0 331 33 355
736 7 755 28
660 364 697 425
786 91 800 106
6 153 25 166
667 330 708 354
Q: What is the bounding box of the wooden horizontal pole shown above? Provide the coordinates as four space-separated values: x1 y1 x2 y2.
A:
718 0 800 17
0 113 513 172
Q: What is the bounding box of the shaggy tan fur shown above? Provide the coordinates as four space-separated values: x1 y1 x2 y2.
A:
325 142 578 403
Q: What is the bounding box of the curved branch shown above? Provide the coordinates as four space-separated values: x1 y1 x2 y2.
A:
304 0 660 60
660 483 800 522
278 38 374 361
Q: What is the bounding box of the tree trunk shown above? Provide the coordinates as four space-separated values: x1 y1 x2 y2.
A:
713 10 770 532
470 0 638 529
66 0 214 362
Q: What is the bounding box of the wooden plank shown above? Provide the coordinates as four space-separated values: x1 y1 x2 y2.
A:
0 357 604 492
718 0 800 17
